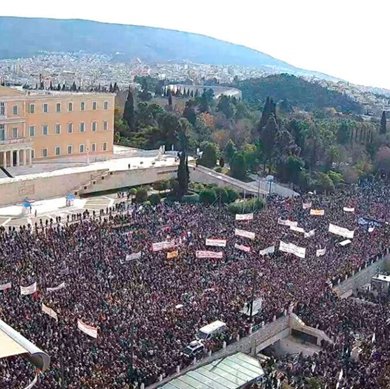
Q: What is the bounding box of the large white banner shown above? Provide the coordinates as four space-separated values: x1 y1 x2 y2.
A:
234 243 251 252
259 245 275 256
20 282 37 296
0 282 11 291
279 241 306 259
235 228 255 240
278 218 298 227
125 252 142 261
290 225 305 234
302 202 312 210
235 213 254 221
310 209 325 216
329 223 354 239
77 319 98 339
152 241 175 252
316 247 326 257
47 282 66 293
343 207 355 213
196 250 223 259
205 239 227 247
42 303 58 321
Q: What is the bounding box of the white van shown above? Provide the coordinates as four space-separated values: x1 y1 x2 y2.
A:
196 320 227 341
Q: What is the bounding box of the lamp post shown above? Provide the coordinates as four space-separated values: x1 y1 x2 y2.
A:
266 175 274 195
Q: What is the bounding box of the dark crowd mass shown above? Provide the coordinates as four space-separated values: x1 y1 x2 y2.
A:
1 182 390 388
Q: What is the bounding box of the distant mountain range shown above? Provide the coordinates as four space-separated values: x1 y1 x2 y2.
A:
0 16 336 80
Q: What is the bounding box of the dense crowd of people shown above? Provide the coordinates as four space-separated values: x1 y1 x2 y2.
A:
1 181 390 388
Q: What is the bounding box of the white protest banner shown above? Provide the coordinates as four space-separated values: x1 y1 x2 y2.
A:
235 213 254 221
234 243 251 252
77 319 98 339
196 250 223 259
42 303 58 321
339 239 351 246
316 247 326 257
0 282 11 291
259 245 275 256
302 202 312 210
310 209 325 216
23 374 38 389
46 282 66 293
304 229 316 238
235 228 255 240
278 218 298 227
329 223 354 239
205 239 227 247
343 207 355 213
125 252 142 261
152 241 175 252
279 241 306 259
290 225 305 234
20 282 37 296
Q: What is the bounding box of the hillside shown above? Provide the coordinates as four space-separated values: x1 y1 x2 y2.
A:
237 74 362 113
0 16 330 79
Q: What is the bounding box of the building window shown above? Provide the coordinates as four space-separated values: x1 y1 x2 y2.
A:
55 124 61 134
79 144 85 153
56 103 61 113
29 104 35 114
80 122 85 132
104 101 108 110
42 125 49 136
29 126 35 137
68 102 73 112
93 101 97 110
67 145 72 155
55 146 61 156
92 143 96 152
103 142 107 151
80 102 85 111
43 103 48 113
12 128 18 139
31 150 35 159
103 121 108 131
42 148 48 158
12 105 18 115
92 121 97 132
0 124 4 141
0 102 5 116
67 123 73 133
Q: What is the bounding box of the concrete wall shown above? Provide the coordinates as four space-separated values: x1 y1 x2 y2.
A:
83 165 178 194
0 168 106 205
333 255 390 297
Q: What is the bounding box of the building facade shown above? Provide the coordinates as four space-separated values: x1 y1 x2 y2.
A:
0 87 115 168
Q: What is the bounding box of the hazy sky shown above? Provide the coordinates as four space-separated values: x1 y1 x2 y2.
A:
2 0 389 88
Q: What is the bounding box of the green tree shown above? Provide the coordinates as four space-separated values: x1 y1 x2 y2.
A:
199 142 218 168
176 151 189 199
260 116 279 170
135 188 148 203
337 121 350 145
258 96 276 131
183 100 197 126
315 172 335 194
217 95 236 119
215 187 229 204
148 193 161 205
226 188 239 203
224 140 237 164
230 152 247 179
283 155 304 184
381 111 387 134
199 188 217 205
123 88 135 131
375 146 390 176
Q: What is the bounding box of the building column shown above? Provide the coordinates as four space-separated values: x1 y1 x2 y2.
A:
28 148 32 167
16 149 20 166
0 152 4 167
5 151 9 167
19 150 24 166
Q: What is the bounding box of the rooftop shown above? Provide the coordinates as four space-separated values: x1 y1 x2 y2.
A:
160 352 264 389
0 86 24 97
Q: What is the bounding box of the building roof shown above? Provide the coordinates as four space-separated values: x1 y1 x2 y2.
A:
160 352 264 389
0 319 50 371
0 86 24 97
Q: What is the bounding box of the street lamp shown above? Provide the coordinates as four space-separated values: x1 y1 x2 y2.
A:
266 175 274 195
